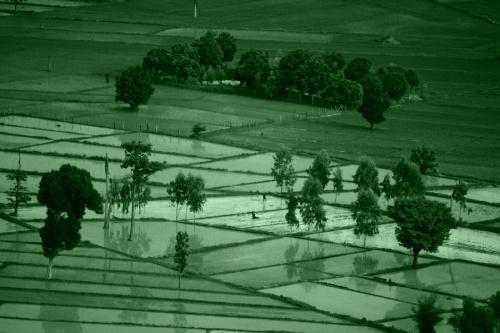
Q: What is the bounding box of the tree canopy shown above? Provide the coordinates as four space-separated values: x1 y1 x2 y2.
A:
307 150 331 189
216 32 237 62
236 49 271 89
358 74 390 129
344 58 372 82
410 146 439 174
351 189 382 246
353 156 380 195
115 65 154 111
392 158 425 198
271 149 296 193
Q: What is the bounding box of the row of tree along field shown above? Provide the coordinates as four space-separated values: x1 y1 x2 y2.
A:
115 31 420 129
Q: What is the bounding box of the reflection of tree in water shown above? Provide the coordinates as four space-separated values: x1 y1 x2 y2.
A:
165 232 203 271
40 303 82 333
190 139 205 156
352 253 379 276
384 269 425 321
393 252 409 266
119 132 152 147
284 241 300 279
118 286 152 324
173 302 187 333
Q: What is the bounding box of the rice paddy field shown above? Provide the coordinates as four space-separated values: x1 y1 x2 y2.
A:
1 0 500 331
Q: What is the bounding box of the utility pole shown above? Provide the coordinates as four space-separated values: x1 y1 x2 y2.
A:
103 153 110 229
194 0 198 18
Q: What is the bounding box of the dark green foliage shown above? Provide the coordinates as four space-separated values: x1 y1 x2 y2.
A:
115 65 154 110
285 193 300 229
412 295 442 333
489 292 500 320
142 48 173 81
410 146 439 174
167 172 187 222
321 77 362 109
38 164 103 278
216 32 237 62
381 174 393 202
322 52 345 73
392 158 425 198
236 49 271 89
276 49 311 97
186 174 206 223
389 196 457 267
190 124 206 139
332 167 343 203
405 69 420 88
307 150 331 189
449 298 495 333
193 31 223 68
358 74 390 129
174 231 189 287
5 154 30 216
301 54 330 103
271 149 296 193
451 180 469 220
351 189 382 246
380 72 409 100
353 156 380 195
300 177 326 231
170 44 202 81
344 58 372 82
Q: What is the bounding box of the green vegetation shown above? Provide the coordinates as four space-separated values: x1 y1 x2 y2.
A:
174 231 189 288
271 149 296 193
412 295 442 333
392 158 425 198
353 156 380 195
449 298 496 333
5 153 30 216
351 189 382 246
410 146 439 174
115 65 155 111
307 150 331 189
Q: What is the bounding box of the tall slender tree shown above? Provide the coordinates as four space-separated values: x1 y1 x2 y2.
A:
353 156 380 195
351 189 382 246
5 153 31 216
307 150 331 189
167 172 188 227
285 192 300 229
300 177 327 231
451 180 468 220
332 167 343 204
121 141 162 241
174 231 189 289
412 295 442 333
392 158 425 199
186 174 206 224
104 154 111 229
271 149 296 193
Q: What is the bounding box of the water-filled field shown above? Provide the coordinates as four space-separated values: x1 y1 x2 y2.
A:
432 186 500 204
0 124 85 140
0 133 48 148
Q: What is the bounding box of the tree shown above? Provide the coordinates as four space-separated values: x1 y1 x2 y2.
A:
489 292 500 325
190 124 206 139
381 174 393 204
301 54 330 104
379 72 409 101
271 149 296 193
307 150 331 189
351 189 382 246
353 156 380 195
236 49 271 90
193 31 223 68
405 69 420 91
115 65 154 111
167 172 188 226
170 43 201 82
121 141 162 241
276 49 311 99
358 74 390 129
186 174 206 224
410 146 439 174
392 158 425 199
285 193 300 229
300 177 327 231
451 180 468 220
10 0 24 13
38 164 103 279
321 78 362 109
332 167 343 203
142 48 173 81
389 196 458 267
322 52 345 74
216 32 237 62
5 153 30 216
344 58 372 82
174 231 189 289
449 298 495 333
412 295 442 333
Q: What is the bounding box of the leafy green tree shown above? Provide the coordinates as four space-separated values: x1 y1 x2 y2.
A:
332 167 343 203
307 150 331 189
276 49 311 99
410 146 439 174
236 49 271 89
271 149 296 193
301 54 330 104
186 174 206 224
380 72 409 100
170 43 201 81
142 48 173 81
412 295 442 333
389 196 458 267
381 174 393 204
351 189 382 246
392 158 425 199
115 65 154 111
193 31 223 68
300 177 327 231
353 156 380 195
38 164 103 279
489 291 500 325
322 52 345 74
285 193 300 229
358 74 390 129
451 180 469 220
5 153 30 216
321 78 362 109
121 141 162 241
174 231 189 289
216 32 237 62
167 172 188 226
119 179 131 217
449 298 495 333
405 69 420 90
344 58 372 82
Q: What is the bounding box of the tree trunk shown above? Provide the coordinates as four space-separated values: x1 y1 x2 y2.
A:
178 270 181 289
128 189 135 241
14 191 19 216
104 165 110 229
370 122 374 130
363 235 367 247
412 249 419 268
46 258 53 280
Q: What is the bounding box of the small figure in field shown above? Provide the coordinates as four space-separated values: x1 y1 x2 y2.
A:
251 211 258 219
106 73 110 84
